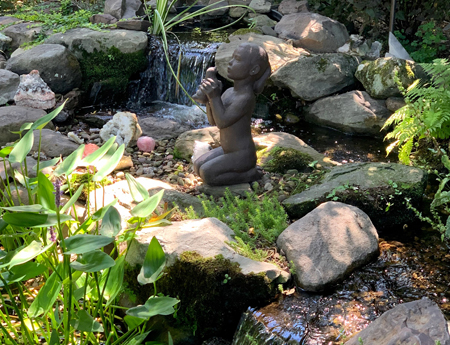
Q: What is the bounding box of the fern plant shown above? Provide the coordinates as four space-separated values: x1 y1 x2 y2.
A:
383 59 450 164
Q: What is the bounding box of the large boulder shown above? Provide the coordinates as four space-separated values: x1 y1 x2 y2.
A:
215 33 309 81
277 202 379 291
45 28 148 60
0 106 54 146
277 0 309 15
271 53 359 101
355 57 423 99
0 32 12 52
346 298 450 345
305 90 391 136
1 23 44 51
0 69 19 105
137 117 191 141
174 127 220 161
32 129 79 157
283 162 427 231
274 12 349 53
253 132 337 173
6 44 82 94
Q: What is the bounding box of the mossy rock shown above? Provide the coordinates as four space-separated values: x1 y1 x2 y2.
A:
355 57 426 99
282 162 428 232
123 252 276 342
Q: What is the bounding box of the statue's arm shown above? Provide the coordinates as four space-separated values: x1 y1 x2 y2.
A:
208 94 252 129
206 102 216 126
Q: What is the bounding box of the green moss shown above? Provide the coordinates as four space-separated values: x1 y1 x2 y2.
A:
316 57 329 73
123 252 276 341
68 172 111 200
78 46 147 93
231 28 262 36
265 147 314 173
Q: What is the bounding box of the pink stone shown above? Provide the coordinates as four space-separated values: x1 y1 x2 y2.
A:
137 136 155 152
82 143 99 159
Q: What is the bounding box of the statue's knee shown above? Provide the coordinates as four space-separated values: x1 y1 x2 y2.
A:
199 166 216 185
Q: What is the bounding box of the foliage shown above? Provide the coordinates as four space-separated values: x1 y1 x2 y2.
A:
186 189 288 261
265 147 315 173
395 21 447 63
0 105 176 345
383 59 450 164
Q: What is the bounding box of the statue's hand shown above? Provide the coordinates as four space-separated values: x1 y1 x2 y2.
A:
199 78 222 99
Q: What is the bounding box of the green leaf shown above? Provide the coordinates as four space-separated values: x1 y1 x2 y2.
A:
60 183 84 213
125 331 151 345
28 270 62 318
76 199 118 234
49 329 60 345
8 129 34 163
446 216 450 239
100 255 125 306
80 136 116 166
125 173 149 202
7 241 53 268
38 172 56 211
131 189 164 218
3 212 71 228
0 205 46 213
0 146 13 158
53 144 85 177
64 234 114 255
32 157 60 172
124 315 145 331
70 250 115 273
92 144 125 182
442 155 450 171
32 102 66 131
137 236 165 285
70 309 104 332
100 206 121 238
0 261 47 286
126 296 179 319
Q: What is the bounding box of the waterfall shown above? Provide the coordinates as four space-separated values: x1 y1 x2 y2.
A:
127 35 220 109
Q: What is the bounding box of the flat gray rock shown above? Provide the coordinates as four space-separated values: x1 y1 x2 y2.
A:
32 129 79 157
45 28 148 60
271 53 359 101
1 22 43 51
6 44 81 94
0 106 53 146
174 127 220 161
0 69 19 105
346 298 450 345
139 116 191 141
277 201 379 291
283 162 427 230
305 90 391 136
126 218 287 282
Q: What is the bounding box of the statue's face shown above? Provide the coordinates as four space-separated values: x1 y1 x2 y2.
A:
227 45 253 80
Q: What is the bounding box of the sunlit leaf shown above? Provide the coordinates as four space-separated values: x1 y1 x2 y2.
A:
32 102 66 131
53 144 85 177
32 157 60 172
28 270 62 318
125 173 149 202
0 146 13 158
8 129 34 163
126 296 179 319
70 250 115 272
124 315 145 331
137 236 165 285
131 189 164 218
64 234 114 255
8 241 53 268
38 172 56 211
92 144 125 182
80 136 116 166
0 261 47 286
100 206 121 238
70 309 104 332
125 331 151 345
3 212 71 228
100 255 125 306
60 183 84 213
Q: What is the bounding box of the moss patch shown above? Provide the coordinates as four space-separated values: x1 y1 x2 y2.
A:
315 57 329 73
123 252 276 341
78 46 147 95
231 28 263 36
264 146 314 173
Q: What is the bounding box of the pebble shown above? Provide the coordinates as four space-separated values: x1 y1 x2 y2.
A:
177 177 185 186
90 134 100 140
264 182 273 191
136 167 144 175
116 172 125 179
80 132 90 140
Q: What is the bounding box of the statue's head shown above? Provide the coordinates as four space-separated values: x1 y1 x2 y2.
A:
227 43 271 93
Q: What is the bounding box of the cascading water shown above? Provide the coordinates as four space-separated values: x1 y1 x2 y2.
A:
127 35 220 109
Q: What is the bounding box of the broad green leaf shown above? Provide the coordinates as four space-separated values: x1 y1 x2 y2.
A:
0 261 47 287
124 315 145 331
53 144 85 177
80 136 116 166
8 241 53 268
131 189 164 218
49 329 60 345
126 296 179 319
20 122 33 132
125 173 149 202
32 157 60 172
0 146 13 158
64 234 114 255
70 250 115 272
0 205 46 213
94 143 118 172
125 331 151 345
60 183 84 213
100 255 125 306
92 144 125 182
100 206 121 237
31 102 66 131
137 236 165 285
76 199 118 234
38 172 56 211
3 212 71 228
28 270 62 318
70 309 104 332
8 129 34 163
168 332 173 345
0 219 8 233
442 155 450 171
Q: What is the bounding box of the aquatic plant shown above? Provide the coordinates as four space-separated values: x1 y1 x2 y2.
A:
0 105 176 345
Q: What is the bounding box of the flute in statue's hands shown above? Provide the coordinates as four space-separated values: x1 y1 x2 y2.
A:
192 67 222 104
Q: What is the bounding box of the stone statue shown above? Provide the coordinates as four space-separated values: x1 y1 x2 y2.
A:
192 43 271 186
